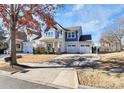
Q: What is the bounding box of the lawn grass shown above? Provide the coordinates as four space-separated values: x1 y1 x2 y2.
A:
78 52 124 88
17 54 58 63
78 69 124 88
99 52 124 62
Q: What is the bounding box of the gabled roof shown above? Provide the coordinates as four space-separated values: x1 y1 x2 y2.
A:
16 31 27 41
65 26 81 31
79 35 92 41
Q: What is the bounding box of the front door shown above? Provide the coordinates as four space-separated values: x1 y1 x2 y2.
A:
47 43 53 53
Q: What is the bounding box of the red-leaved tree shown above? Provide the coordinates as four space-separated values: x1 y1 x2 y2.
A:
0 4 62 66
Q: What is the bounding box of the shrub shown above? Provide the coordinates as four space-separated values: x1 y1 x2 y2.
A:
33 47 47 54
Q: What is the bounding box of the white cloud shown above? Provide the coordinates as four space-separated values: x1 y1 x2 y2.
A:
64 11 73 17
64 4 85 17
82 20 100 33
73 4 85 11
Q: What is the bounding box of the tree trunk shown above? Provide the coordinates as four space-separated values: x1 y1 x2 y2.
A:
119 40 122 51
10 28 17 66
10 4 17 66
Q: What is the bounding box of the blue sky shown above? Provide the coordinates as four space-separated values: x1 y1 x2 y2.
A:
55 4 124 46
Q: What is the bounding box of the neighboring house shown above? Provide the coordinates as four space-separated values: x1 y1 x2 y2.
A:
4 31 33 53
23 42 33 53
40 26 92 54
16 31 33 53
0 25 33 54
0 27 8 54
16 31 27 52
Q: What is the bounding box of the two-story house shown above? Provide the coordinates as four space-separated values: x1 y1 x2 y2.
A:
40 26 92 54
2 31 27 54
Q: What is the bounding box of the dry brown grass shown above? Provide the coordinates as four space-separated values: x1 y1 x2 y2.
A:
0 63 18 72
78 69 124 88
0 63 7 68
0 54 58 72
96 52 124 70
17 54 58 63
99 52 124 62
78 51 124 88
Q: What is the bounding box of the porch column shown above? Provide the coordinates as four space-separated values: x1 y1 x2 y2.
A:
57 41 60 54
52 42 55 53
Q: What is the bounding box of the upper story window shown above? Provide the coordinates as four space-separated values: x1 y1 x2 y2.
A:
55 31 63 37
67 32 76 39
46 31 54 37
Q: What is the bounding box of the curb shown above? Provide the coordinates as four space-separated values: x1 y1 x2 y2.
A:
78 85 101 89
0 70 11 75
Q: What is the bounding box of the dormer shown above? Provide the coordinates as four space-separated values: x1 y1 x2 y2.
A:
42 28 62 39
64 26 82 41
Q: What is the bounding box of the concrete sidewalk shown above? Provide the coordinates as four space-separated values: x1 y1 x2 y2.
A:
9 67 78 88
0 54 98 89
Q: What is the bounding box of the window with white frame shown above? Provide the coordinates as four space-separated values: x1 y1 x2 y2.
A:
46 31 54 37
16 44 21 49
67 32 76 39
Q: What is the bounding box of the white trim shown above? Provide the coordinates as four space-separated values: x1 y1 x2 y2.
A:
52 42 55 48
67 32 76 39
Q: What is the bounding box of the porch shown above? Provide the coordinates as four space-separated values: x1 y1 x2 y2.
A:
40 39 62 54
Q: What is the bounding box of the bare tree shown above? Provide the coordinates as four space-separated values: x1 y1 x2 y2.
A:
100 18 124 52
115 19 124 51
100 32 116 52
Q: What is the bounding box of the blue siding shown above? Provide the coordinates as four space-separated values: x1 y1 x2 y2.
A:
65 31 78 41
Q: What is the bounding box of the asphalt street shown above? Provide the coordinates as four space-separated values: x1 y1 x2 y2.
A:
0 75 56 89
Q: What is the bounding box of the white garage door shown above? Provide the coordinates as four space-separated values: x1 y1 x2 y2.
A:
67 44 77 53
80 45 91 53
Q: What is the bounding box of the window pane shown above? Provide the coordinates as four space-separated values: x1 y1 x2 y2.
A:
81 45 85 47
51 32 53 36
68 33 71 37
86 45 90 47
72 32 75 37
16 44 20 48
72 45 76 47
48 32 50 36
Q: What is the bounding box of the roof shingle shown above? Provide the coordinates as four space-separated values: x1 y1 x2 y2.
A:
79 35 92 41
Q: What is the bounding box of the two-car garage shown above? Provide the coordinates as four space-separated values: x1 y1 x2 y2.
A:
65 34 92 54
80 45 91 53
66 42 92 53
